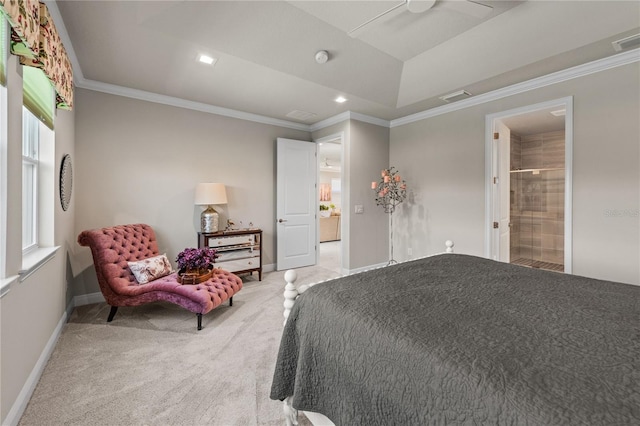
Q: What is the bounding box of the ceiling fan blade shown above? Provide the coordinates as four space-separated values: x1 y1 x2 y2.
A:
348 1 407 38
441 0 493 19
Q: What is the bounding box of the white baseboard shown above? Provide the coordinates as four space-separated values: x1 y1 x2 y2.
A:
2 311 68 426
73 291 105 307
263 263 275 273
348 262 387 275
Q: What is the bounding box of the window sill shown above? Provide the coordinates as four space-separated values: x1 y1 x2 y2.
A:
0 275 19 299
20 246 60 282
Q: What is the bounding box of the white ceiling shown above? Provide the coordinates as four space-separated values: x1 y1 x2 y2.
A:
54 1 639 126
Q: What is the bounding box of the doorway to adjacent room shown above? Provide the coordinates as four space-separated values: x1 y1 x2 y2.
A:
317 134 344 274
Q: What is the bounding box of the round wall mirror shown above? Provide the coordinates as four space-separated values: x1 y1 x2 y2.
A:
60 154 73 211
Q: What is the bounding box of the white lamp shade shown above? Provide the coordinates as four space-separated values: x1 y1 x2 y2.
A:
195 183 227 205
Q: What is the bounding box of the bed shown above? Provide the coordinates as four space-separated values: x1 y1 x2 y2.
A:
270 243 640 425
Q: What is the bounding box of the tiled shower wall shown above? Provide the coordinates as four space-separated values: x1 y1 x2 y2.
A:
510 130 565 266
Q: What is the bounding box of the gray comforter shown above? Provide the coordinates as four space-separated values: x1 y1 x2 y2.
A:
270 254 640 425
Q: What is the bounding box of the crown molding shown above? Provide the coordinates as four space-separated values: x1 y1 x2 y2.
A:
310 111 390 132
390 48 640 128
76 77 311 132
309 111 351 132
349 112 390 129
48 0 638 134
76 48 639 134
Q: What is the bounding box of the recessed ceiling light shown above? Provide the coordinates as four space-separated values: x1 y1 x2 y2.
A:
550 109 566 117
198 55 216 65
335 96 347 103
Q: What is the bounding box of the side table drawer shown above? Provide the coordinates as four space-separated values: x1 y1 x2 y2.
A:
208 235 254 247
217 258 260 273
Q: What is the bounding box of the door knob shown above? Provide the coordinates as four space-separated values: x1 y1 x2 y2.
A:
278 219 287 223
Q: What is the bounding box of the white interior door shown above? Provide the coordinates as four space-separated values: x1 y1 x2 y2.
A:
276 138 317 270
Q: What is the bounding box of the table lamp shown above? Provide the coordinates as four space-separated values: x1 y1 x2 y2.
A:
195 183 227 232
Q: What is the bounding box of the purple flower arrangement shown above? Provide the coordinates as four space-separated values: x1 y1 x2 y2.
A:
176 247 218 271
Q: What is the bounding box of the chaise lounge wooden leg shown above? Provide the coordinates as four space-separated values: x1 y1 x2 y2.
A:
107 306 118 322
229 296 233 307
197 313 202 330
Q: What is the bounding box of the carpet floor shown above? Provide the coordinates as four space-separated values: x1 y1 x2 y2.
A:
18 254 342 426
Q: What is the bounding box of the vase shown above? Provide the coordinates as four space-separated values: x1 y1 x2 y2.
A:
177 267 213 285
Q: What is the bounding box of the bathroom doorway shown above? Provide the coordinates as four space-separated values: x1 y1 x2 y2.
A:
486 97 573 273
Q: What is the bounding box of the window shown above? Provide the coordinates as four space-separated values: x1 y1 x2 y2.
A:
21 67 55 258
22 107 39 252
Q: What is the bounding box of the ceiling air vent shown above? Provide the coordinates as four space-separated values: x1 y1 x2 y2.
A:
612 34 640 52
286 110 317 121
439 90 472 103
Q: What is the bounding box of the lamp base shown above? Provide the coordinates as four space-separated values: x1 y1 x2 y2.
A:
201 206 219 233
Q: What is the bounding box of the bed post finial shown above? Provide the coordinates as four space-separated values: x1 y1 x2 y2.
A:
283 270 299 326
445 240 454 253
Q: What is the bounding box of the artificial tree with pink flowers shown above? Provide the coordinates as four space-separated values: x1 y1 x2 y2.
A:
371 167 407 264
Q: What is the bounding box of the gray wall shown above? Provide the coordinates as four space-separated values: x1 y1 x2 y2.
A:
72 88 310 296
312 119 391 270
348 120 390 268
391 63 639 285
1 55 76 423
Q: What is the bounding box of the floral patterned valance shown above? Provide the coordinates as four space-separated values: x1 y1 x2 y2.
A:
0 0 73 110
19 3 73 109
0 0 39 59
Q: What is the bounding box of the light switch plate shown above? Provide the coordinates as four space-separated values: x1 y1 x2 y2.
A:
355 205 364 214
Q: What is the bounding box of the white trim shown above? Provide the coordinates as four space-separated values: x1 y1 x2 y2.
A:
20 246 59 282
0 74 7 281
2 310 68 426
0 274 18 298
75 49 639 134
73 291 105 307
314 132 347 272
391 49 640 128
310 111 389 132
77 78 311 132
347 262 387 275
309 111 350 132
484 96 573 273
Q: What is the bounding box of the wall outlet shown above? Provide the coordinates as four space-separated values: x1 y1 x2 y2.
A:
408 248 413 256
355 205 364 214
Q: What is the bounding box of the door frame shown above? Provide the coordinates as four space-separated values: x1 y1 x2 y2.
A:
314 132 346 273
484 96 573 273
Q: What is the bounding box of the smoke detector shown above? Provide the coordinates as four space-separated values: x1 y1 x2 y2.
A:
315 50 329 64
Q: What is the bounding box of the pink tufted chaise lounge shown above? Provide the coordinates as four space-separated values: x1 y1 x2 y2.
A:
78 223 243 330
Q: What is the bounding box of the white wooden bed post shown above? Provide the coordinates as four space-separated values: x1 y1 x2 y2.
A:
283 270 299 326
446 240 454 253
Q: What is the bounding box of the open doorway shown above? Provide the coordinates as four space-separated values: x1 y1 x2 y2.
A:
317 135 343 274
485 97 573 273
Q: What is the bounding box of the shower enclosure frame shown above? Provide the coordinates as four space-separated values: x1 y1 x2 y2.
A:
484 96 573 273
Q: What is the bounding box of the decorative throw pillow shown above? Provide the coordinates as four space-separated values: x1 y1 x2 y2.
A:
128 254 173 284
